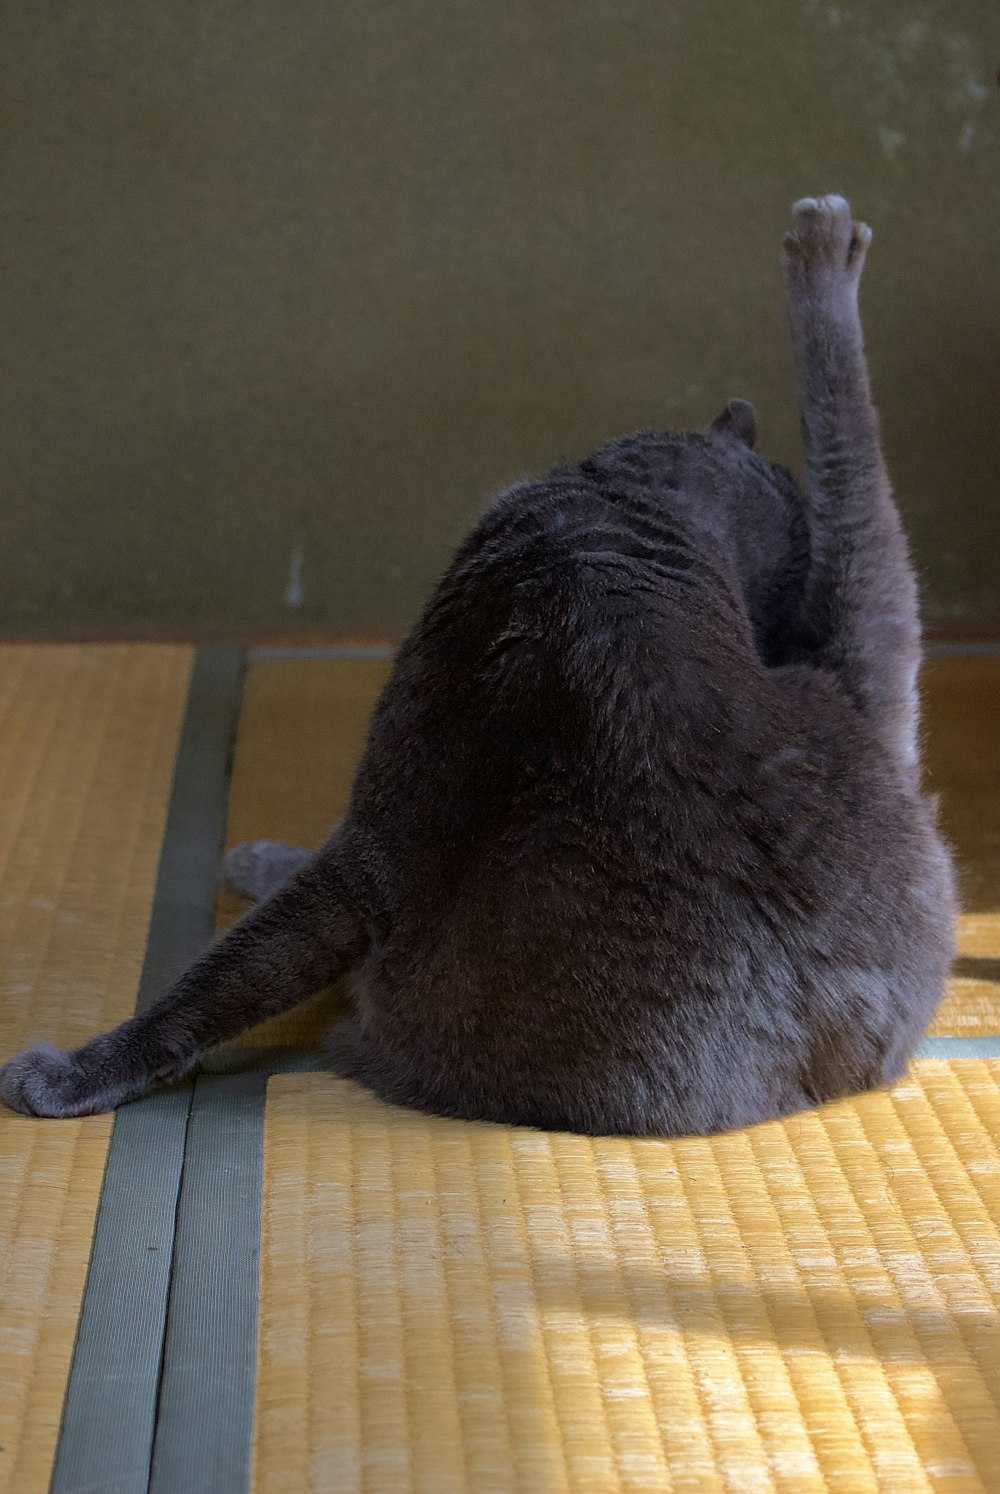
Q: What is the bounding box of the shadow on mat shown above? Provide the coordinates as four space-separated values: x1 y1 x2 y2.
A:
529 1256 998 1466
953 956 1000 984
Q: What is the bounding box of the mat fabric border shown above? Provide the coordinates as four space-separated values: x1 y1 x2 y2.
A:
50 646 245 1494
148 1052 319 1494
925 640 1000 655
918 1035 1000 1058
248 644 395 661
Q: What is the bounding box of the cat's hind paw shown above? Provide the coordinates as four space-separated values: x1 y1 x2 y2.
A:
783 194 871 280
220 840 311 902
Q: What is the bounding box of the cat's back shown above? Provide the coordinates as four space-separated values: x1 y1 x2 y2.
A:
351 447 938 927
420 455 752 699
380 457 752 776
356 459 856 912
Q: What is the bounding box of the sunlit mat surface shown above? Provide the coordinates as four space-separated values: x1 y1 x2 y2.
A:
0 644 192 1494
217 656 391 1046
258 1062 1000 1493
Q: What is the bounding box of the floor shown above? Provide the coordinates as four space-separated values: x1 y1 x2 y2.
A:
1 644 999 1493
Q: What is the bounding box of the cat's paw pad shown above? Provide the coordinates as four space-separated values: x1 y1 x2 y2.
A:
220 840 310 902
0 1044 100 1118
783 194 871 278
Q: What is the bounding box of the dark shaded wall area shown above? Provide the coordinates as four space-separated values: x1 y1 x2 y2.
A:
2 1 997 638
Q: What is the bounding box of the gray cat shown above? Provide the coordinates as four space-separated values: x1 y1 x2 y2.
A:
0 196 955 1135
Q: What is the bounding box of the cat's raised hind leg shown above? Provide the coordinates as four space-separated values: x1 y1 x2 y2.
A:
783 194 921 784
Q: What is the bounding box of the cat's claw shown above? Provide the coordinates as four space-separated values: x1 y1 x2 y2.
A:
783 193 871 280
0 1044 102 1118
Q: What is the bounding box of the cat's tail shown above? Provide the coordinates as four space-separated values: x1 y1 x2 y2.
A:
0 848 368 1118
221 839 312 902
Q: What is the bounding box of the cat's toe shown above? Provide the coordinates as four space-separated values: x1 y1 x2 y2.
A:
793 193 851 234
0 1045 100 1118
791 194 822 218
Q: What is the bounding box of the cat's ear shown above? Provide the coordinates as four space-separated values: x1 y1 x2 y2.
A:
710 398 757 449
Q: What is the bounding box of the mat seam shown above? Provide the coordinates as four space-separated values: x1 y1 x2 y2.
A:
48 646 245 1494
144 1079 200 1494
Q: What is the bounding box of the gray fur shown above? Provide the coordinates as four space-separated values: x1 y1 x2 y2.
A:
0 197 955 1136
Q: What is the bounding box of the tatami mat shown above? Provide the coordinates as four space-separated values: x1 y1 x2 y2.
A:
924 657 1000 1037
2 647 996 1492
923 658 1000 918
217 656 391 1046
257 1062 1000 1493
0 644 193 1494
930 909 1000 1038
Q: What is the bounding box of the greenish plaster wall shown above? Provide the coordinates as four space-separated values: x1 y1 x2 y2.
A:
1 1 997 638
